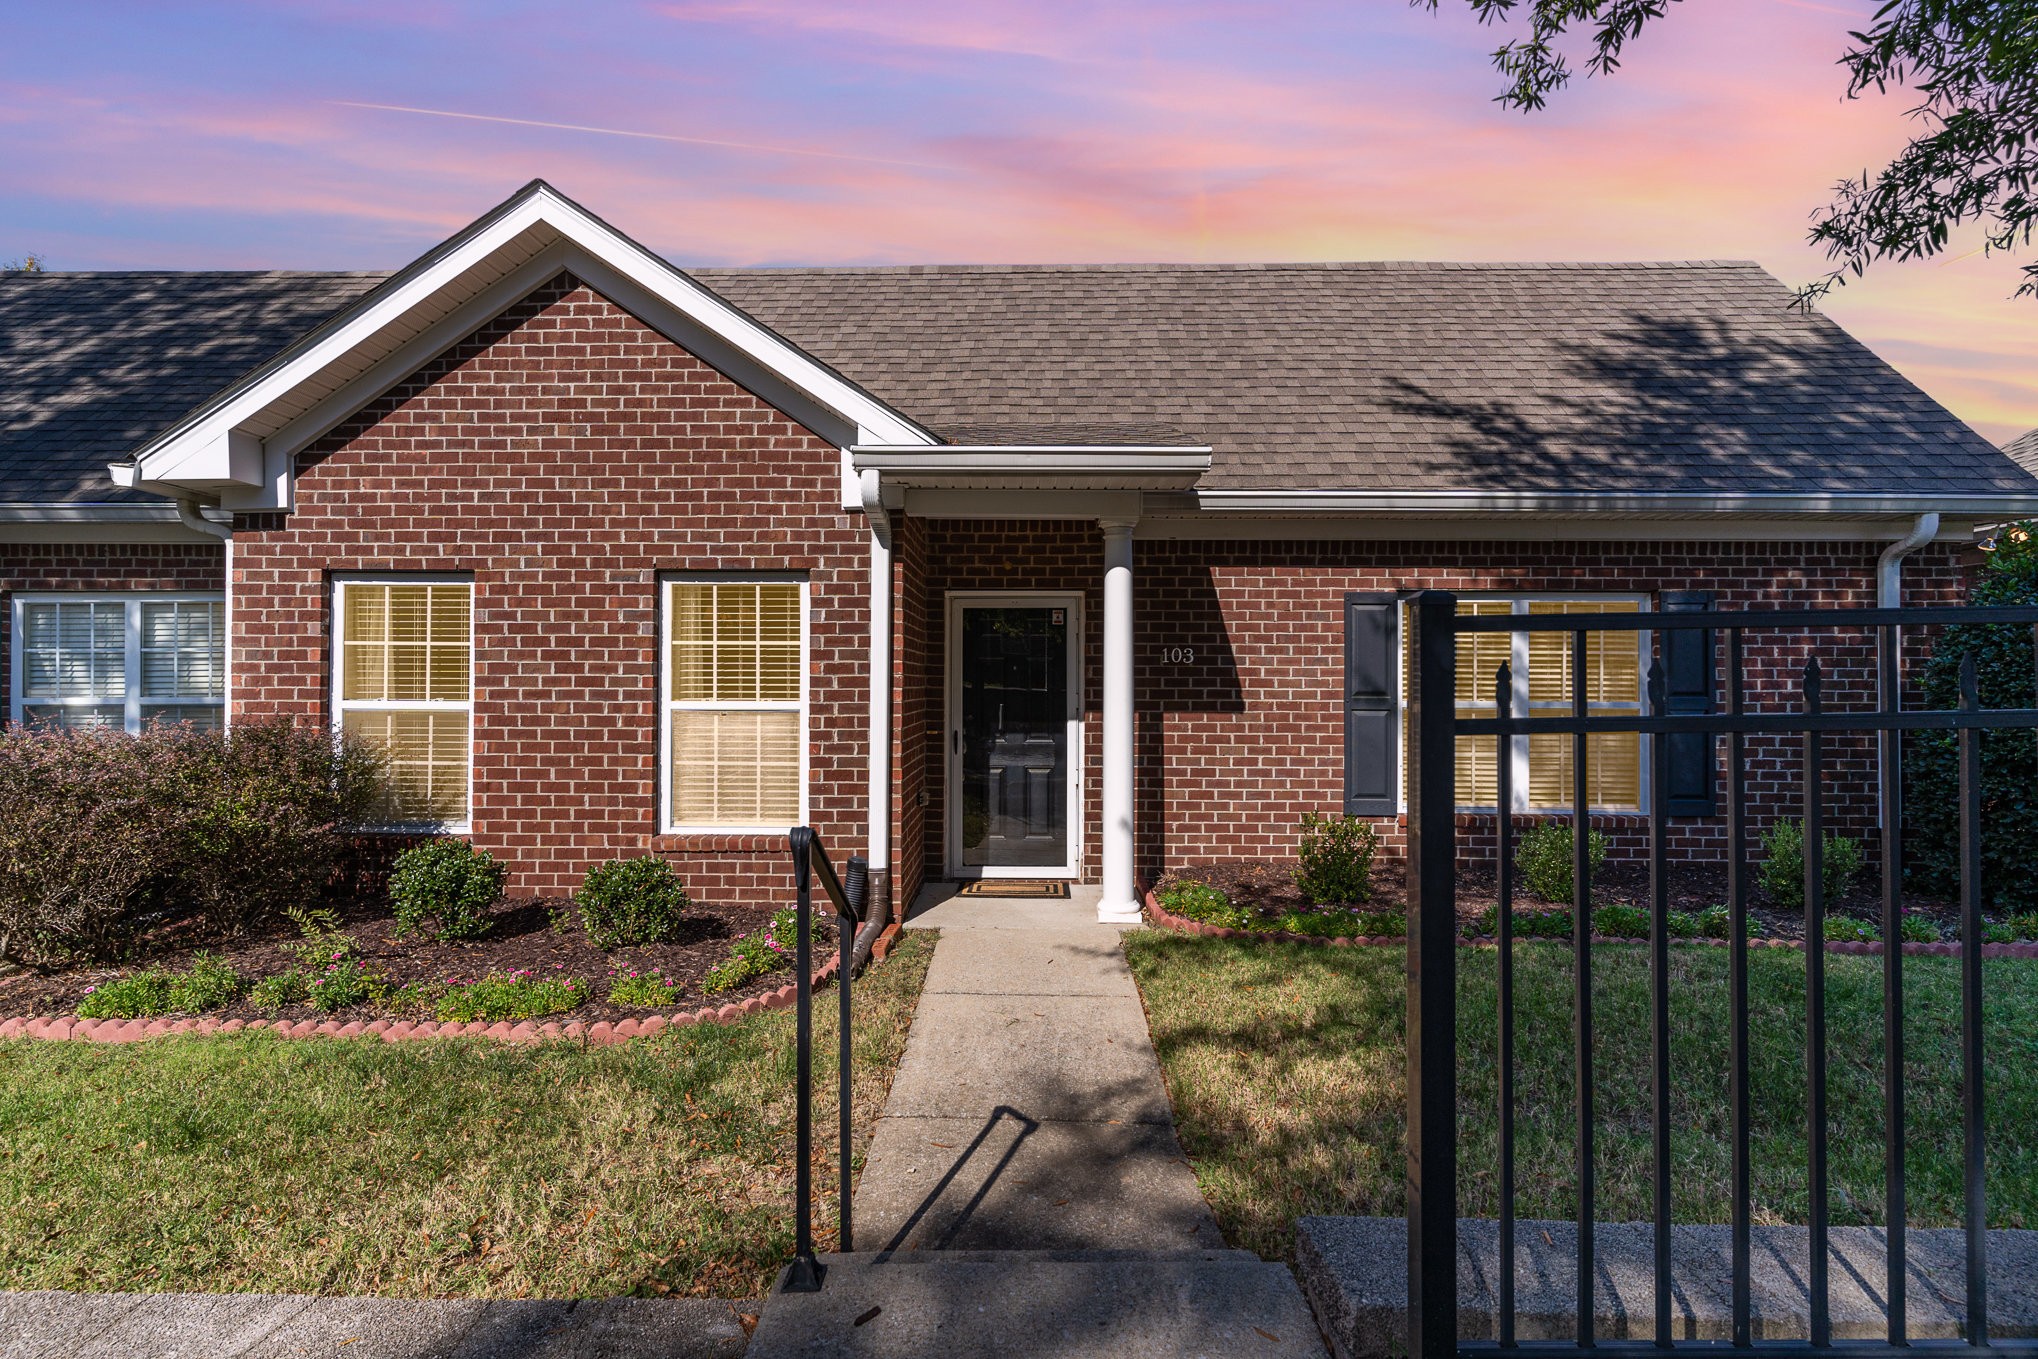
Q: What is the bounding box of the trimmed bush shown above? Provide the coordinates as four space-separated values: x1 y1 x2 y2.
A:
577 856 692 950
1757 818 1864 913
1906 523 2038 912
389 839 505 942
1294 813 1378 905
1515 821 1609 904
0 719 386 969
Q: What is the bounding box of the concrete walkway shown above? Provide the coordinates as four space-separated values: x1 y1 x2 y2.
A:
0 1291 752 1358
746 885 1325 1357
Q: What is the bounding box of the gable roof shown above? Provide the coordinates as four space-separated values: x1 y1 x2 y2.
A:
2006 427 2038 478
3 185 2034 508
0 271 384 502
698 261 2035 498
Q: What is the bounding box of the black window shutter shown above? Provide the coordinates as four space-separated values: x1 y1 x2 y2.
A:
1343 592 1399 816
1660 590 1717 817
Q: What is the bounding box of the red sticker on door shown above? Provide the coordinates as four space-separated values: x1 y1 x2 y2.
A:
1051 610 1065 626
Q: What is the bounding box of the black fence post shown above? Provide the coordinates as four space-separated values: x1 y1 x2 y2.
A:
1407 590 1459 1359
841 854 868 1255
1959 653 1989 1344
783 828 822 1293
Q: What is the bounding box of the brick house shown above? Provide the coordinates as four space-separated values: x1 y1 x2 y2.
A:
4 180 2035 922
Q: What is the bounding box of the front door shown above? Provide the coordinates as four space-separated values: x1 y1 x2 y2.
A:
948 595 1081 877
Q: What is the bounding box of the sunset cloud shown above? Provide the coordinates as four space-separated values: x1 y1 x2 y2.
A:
2 0 2033 440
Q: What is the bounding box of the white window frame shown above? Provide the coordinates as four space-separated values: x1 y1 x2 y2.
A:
659 572 811 836
1398 593 1652 815
9 592 227 733
329 573 475 834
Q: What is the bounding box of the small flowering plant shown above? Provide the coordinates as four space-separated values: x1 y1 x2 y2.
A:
703 907 800 995
608 967 684 1007
306 954 377 1012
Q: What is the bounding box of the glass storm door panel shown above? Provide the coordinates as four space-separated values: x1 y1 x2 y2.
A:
958 604 1071 869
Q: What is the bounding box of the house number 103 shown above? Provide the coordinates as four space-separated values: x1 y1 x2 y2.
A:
1162 646 1196 664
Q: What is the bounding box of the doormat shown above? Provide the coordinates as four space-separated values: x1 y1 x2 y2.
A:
956 880 1071 899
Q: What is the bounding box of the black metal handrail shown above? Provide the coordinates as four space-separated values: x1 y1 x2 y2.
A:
783 827 868 1294
1405 592 2038 1359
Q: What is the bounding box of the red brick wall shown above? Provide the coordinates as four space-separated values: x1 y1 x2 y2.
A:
0 544 227 711
902 528 1965 884
230 274 871 904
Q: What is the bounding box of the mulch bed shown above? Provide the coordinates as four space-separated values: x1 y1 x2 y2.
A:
0 896 839 1024
1156 860 1962 940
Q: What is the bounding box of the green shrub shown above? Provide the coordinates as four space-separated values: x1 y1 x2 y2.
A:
1899 911 1941 943
1273 907 1405 937
2009 913 2038 941
380 980 444 1017
609 969 684 1007
1906 523 2038 912
1156 882 1253 930
76 970 174 1019
1695 904 1760 939
1591 903 1650 938
1293 813 1378 905
1514 822 1609 904
1821 915 1881 943
704 908 797 995
1984 920 2016 945
1757 819 1864 912
167 952 244 1012
389 839 504 942
0 718 386 969
247 971 308 1014
577 856 692 950
1471 904 1575 938
305 958 377 1012
281 905 358 969
1665 909 1700 939
435 970 588 1022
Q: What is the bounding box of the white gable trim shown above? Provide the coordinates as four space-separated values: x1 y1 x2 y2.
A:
113 182 934 507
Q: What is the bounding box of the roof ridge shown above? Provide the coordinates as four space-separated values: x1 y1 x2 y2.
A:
0 269 397 279
686 259 1768 276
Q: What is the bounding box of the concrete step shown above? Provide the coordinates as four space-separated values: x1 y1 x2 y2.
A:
746 1250 1328 1358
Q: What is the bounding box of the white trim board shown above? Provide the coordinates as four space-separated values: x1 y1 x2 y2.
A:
943 591 1085 880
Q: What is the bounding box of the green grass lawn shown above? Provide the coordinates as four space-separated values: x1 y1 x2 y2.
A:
0 931 932 1300
1126 932 2038 1264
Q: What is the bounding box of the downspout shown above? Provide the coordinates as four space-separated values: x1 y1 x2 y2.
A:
860 468 894 933
1875 511 1939 833
176 498 234 730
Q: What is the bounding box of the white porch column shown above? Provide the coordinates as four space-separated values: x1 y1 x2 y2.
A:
1098 517 1140 922
867 528 892 895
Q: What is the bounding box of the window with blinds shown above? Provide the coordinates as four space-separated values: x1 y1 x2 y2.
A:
12 595 225 732
334 580 472 825
664 579 805 830
1404 596 1646 812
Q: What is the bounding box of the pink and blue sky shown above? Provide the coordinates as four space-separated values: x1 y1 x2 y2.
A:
4 0 2035 442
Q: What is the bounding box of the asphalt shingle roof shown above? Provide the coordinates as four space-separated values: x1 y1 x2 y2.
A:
5 259 2033 502
0 270 387 501
2006 427 2038 478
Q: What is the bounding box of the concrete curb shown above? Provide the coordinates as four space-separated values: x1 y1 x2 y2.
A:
1142 888 2038 958
1 951 863 1047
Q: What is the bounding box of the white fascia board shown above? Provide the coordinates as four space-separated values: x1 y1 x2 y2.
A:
1194 489 2038 518
127 183 935 492
853 446 1212 475
1134 514 1983 543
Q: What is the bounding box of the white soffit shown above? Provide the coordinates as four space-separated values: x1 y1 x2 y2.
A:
120 181 936 495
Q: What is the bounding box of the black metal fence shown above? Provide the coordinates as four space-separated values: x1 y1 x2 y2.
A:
1404 591 2038 1358
783 827 867 1293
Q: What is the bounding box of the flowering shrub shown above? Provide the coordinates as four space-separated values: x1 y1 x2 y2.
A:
389 839 504 942
609 968 685 1007
434 969 588 1022
0 719 386 968
577 856 691 949
77 970 175 1020
305 955 378 1012
703 908 798 995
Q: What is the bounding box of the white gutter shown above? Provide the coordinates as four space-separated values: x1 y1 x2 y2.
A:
1876 511 1941 608
1195 489 2038 517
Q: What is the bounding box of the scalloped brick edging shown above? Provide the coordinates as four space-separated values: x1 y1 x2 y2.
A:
0 950 865 1047
1141 889 2038 960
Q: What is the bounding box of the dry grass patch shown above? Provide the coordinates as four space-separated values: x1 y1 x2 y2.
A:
1126 931 2038 1263
0 931 932 1299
